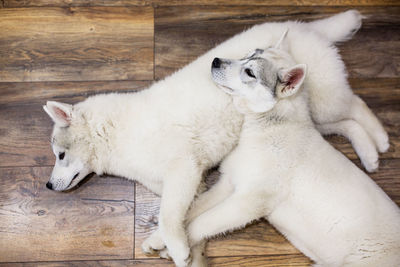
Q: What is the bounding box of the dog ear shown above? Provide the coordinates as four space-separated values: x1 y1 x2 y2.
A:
274 29 289 51
43 101 73 127
276 64 307 98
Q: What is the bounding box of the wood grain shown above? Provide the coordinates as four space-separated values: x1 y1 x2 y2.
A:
0 7 154 82
0 80 151 105
135 158 400 259
0 4 399 266
2 0 399 7
154 6 400 80
0 167 135 262
0 255 311 266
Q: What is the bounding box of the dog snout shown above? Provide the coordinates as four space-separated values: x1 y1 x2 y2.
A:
46 181 53 190
212 57 221 68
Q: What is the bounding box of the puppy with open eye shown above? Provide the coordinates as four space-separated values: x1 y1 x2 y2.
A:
212 30 388 174
184 38 400 266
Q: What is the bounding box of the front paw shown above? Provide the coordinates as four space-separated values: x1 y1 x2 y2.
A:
141 233 166 255
190 251 208 267
170 247 192 267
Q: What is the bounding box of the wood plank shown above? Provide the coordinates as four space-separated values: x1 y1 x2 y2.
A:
0 7 153 82
2 0 150 7
0 167 135 262
0 255 311 266
0 80 152 105
135 158 400 259
2 0 399 8
1 78 398 168
154 6 400 80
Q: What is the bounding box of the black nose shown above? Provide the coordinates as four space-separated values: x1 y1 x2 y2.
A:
212 57 221 68
46 182 53 190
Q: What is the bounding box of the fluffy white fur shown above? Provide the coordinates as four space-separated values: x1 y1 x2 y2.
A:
43 10 387 266
184 43 400 267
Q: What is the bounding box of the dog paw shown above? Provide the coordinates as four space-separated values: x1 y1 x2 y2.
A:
362 153 379 173
376 132 390 153
171 249 192 267
159 248 172 260
141 233 166 255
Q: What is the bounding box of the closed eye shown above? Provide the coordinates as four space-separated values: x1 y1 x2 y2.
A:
245 68 256 78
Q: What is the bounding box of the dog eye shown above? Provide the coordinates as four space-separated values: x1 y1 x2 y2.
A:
59 152 65 160
245 68 256 78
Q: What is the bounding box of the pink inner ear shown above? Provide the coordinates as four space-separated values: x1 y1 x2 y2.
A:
54 107 70 122
285 68 304 90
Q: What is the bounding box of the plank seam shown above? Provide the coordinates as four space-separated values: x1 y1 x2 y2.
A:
80 198 135 204
133 182 137 260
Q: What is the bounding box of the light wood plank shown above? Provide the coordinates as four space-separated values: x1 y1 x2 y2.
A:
0 167 135 262
0 7 154 82
154 6 400 80
2 0 399 7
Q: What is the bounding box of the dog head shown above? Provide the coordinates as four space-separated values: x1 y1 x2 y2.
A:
211 30 307 113
43 101 93 191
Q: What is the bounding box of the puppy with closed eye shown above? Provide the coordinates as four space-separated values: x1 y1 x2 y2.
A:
184 43 400 267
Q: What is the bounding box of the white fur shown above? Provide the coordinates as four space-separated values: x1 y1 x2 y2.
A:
185 49 400 267
43 10 387 266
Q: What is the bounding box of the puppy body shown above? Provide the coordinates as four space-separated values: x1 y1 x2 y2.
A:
186 46 400 267
43 11 383 266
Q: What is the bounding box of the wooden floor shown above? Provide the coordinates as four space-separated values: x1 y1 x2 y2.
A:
0 1 399 266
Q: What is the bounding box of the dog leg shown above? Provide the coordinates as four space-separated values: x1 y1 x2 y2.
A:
349 95 389 153
187 192 265 247
317 120 379 172
189 241 208 267
187 174 234 223
158 162 202 267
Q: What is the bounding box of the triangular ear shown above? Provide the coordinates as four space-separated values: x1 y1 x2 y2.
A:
43 101 73 127
274 29 289 51
276 64 307 98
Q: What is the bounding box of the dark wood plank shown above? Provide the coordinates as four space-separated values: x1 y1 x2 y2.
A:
3 0 399 7
0 167 135 262
134 158 400 259
2 0 150 7
0 7 153 82
154 6 400 80
0 81 151 105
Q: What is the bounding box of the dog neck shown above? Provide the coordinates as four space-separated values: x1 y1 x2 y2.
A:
242 89 313 130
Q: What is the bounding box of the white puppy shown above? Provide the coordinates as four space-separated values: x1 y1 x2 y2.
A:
185 44 400 266
43 10 385 266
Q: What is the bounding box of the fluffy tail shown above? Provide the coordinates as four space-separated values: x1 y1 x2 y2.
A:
308 10 363 43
